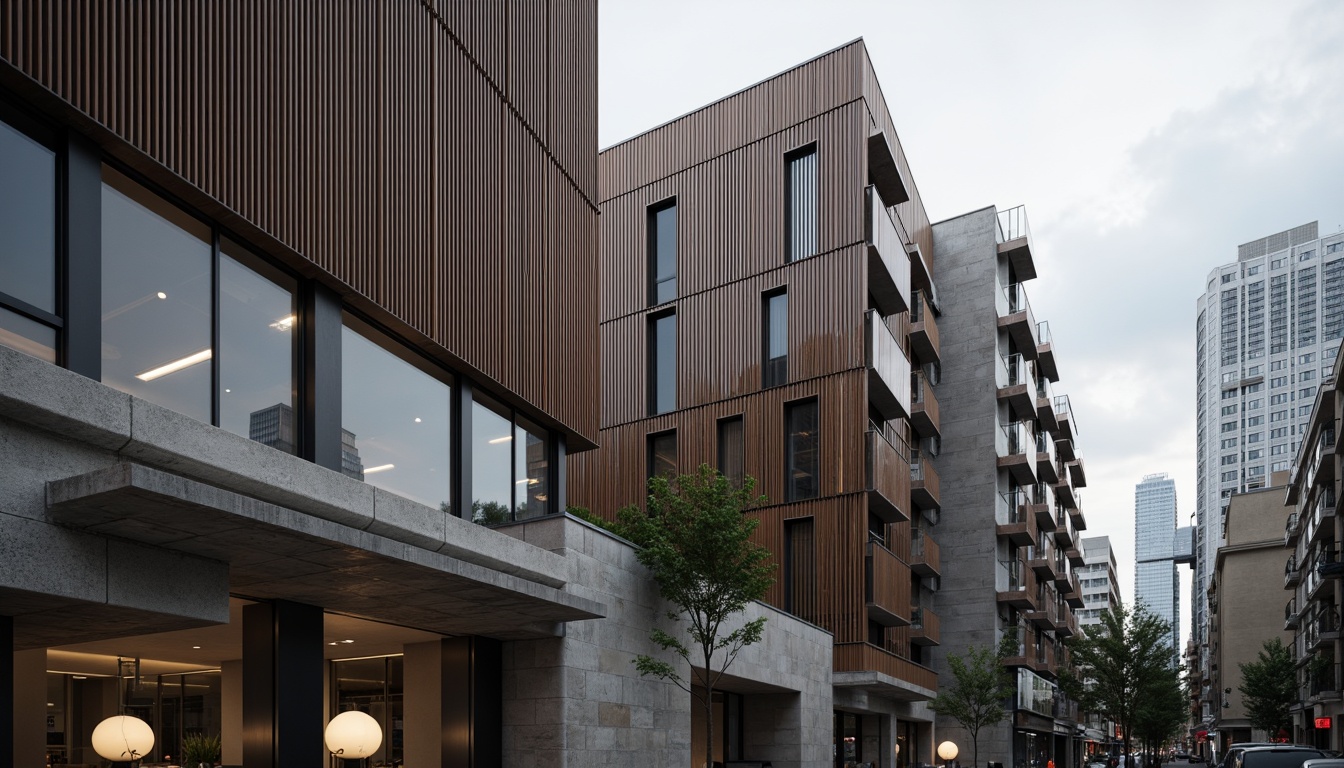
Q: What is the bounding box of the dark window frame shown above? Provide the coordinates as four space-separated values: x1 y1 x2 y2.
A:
0 99 65 355
716 414 745 487
647 309 677 415
646 429 678 485
647 196 677 306
785 397 820 502
762 287 788 388
784 142 818 263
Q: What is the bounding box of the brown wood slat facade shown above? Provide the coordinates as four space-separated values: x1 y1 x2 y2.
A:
0 0 599 444
570 39 943 687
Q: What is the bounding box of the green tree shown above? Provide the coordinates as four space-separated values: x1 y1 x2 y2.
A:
616 464 775 768
929 629 1019 768
1062 604 1173 767
1238 638 1296 739
1132 663 1186 765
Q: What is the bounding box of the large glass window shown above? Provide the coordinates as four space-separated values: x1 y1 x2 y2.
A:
785 144 817 262
472 394 551 524
648 430 677 482
649 311 676 415
718 416 744 487
0 115 58 362
101 165 213 422
648 199 677 305
220 240 297 451
342 315 452 510
332 655 403 768
763 289 788 388
786 398 819 501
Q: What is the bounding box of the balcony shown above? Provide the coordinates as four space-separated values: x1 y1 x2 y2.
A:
910 369 941 439
1286 597 1300 631
868 131 911 208
1069 500 1087 531
998 282 1040 360
1055 435 1076 463
1001 622 1035 668
910 452 941 513
1026 588 1059 628
1036 320 1059 382
997 205 1038 281
1310 606 1341 650
1286 554 1302 588
1068 457 1087 488
997 420 1038 485
866 309 913 420
1052 506 1075 547
1054 472 1078 510
997 557 1037 609
866 540 912 627
1319 543 1344 579
910 606 941 646
866 426 911 524
910 289 940 364
834 642 936 693
865 185 911 317
1064 573 1085 607
1028 542 1061 582
1287 512 1302 547
997 353 1037 420
1033 484 1057 532
1036 431 1060 485
1054 394 1078 445
1308 661 1341 702
1057 607 1079 638
1036 375 1059 434
998 490 1039 546
910 527 941 577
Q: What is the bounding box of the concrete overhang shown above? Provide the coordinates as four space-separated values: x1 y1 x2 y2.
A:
47 463 605 641
833 670 935 702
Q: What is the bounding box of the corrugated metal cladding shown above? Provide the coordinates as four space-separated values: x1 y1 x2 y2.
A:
568 371 868 520
0 0 600 445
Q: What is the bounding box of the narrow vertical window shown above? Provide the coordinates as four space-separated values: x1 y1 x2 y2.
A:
784 516 817 621
763 289 788 388
786 398 819 501
785 144 817 262
648 198 677 305
648 311 676 415
647 430 677 482
221 241 297 451
515 415 550 520
717 415 744 487
0 115 58 362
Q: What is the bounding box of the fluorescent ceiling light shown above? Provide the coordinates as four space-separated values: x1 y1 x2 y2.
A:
136 348 212 381
269 314 296 331
488 435 512 444
364 464 395 474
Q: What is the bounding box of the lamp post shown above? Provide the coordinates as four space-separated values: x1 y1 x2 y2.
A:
939 740 961 768
325 710 383 768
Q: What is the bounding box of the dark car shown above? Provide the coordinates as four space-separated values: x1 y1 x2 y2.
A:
1221 744 1285 768
1233 746 1330 768
1189 757 1204 764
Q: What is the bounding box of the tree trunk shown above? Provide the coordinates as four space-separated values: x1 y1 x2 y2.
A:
706 685 714 768
972 733 980 768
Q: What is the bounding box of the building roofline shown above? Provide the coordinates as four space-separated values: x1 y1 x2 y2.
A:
600 37 867 154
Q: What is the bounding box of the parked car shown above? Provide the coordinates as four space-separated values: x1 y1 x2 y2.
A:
1301 759 1344 768
1233 746 1330 768
1221 744 1285 768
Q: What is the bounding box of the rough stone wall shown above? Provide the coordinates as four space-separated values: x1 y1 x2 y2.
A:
502 514 834 768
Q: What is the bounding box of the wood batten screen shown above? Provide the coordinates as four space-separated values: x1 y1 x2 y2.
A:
784 517 818 623
0 0 600 444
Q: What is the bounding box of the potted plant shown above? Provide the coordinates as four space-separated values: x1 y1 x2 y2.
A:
181 733 221 768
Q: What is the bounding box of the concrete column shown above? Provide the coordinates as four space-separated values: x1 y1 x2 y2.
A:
242 600 323 768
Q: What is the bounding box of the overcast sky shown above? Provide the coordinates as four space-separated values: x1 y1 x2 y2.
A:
598 0 1344 639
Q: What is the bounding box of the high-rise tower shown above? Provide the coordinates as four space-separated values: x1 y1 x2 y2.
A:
1134 473 1180 664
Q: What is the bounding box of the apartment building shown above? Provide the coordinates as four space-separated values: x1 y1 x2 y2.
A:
568 40 944 767
1194 222 1344 717
0 4 834 766
1208 481 1293 750
929 207 1088 767
1284 349 1344 750
1078 536 1121 627
1135 473 1182 664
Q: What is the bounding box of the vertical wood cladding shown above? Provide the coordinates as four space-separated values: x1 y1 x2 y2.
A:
0 0 598 443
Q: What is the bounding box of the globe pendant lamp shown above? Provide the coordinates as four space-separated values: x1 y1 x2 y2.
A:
325 710 383 766
91 714 155 765
938 740 960 767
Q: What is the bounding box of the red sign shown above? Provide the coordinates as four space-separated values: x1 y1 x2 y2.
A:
1315 717 1332 730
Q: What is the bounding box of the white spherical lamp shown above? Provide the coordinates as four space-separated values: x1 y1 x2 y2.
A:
325 710 383 759
91 715 155 761
938 741 960 763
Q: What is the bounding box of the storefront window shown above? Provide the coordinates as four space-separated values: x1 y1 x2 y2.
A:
342 315 453 510
0 115 59 362
332 655 404 767
515 416 550 520
101 165 213 422
473 394 552 524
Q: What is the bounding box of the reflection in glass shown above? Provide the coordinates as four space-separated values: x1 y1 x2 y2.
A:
342 318 451 509
332 655 403 767
648 431 677 482
786 399 818 501
515 416 549 520
648 200 677 305
718 416 744 487
763 290 788 387
221 241 296 451
0 306 56 362
101 166 213 421
0 119 56 312
649 312 676 414
472 397 512 524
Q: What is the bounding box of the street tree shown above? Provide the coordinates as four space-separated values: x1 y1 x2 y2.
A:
929 628 1019 768
616 464 775 768
1132 662 1187 765
1062 604 1174 767
1238 637 1296 739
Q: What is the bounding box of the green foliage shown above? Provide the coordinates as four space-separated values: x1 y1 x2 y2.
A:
929 628 1018 768
617 464 774 768
1063 604 1175 763
181 733 221 766
566 505 620 535
1132 663 1187 755
471 499 510 525
1238 638 1296 737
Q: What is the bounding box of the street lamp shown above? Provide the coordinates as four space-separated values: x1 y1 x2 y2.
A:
939 741 961 768
325 710 382 767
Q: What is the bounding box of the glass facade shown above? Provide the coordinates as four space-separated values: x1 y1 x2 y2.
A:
221 241 297 449
0 116 59 364
332 655 404 767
